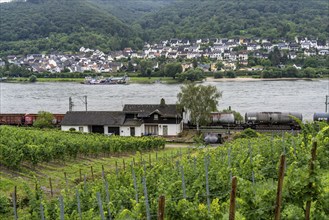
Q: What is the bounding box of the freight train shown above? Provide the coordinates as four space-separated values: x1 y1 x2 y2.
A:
209 111 328 129
0 112 328 128
204 111 328 144
0 113 65 126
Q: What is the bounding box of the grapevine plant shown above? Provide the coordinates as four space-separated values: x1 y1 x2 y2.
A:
2 123 329 219
0 126 165 169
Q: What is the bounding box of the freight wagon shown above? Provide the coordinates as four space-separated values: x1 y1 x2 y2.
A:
313 113 329 122
0 114 25 125
245 112 302 129
0 113 65 126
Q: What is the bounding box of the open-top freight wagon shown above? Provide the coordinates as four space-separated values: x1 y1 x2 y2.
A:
0 113 65 126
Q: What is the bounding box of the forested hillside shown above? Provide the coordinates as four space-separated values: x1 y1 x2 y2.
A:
139 0 329 42
91 0 177 22
0 0 328 56
0 0 143 55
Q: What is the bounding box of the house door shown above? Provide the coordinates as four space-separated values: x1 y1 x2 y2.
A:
108 127 120 135
130 127 135 136
91 125 104 134
163 125 168 136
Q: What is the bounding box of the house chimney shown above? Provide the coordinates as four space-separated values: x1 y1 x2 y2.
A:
160 98 166 107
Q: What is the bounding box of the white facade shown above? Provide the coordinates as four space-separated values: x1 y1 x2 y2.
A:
61 125 89 133
119 126 144 137
158 122 183 136
61 123 183 137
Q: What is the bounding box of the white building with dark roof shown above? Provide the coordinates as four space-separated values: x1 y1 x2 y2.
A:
61 101 184 136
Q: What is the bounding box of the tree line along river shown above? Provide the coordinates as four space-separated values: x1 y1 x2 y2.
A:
1 79 329 120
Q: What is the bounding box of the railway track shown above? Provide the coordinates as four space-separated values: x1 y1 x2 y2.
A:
200 126 301 134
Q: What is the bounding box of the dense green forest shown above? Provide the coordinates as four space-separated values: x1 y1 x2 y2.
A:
0 0 328 56
0 0 143 54
139 0 329 42
90 0 177 23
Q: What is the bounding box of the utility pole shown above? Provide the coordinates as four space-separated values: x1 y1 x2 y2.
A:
69 97 74 111
326 95 329 113
80 95 88 111
84 95 88 111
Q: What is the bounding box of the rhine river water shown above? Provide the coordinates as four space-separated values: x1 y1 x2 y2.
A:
1 79 329 120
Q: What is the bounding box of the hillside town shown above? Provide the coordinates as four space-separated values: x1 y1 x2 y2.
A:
3 37 329 74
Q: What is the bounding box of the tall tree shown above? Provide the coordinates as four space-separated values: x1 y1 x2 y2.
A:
215 62 224 70
139 60 153 76
192 59 198 69
269 46 281 66
177 68 205 82
164 62 182 79
177 83 222 130
127 61 134 72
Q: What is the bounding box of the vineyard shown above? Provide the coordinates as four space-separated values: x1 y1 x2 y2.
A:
1 123 329 219
0 126 165 169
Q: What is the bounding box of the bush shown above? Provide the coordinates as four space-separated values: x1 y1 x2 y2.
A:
29 75 37 82
0 194 9 214
224 71 236 78
233 128 260 139
214 72 224 79
177 68 205 82
33 111 55 129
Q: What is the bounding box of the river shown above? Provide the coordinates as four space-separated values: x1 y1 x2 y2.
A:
1 79 329 120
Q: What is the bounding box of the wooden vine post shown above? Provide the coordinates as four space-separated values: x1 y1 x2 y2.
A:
13 186 18 220
90 166 94 181
305 141 317 220
274 154 286 220
157 195 165 220
229 176 237 220
79 169 82 182
64 172 68 191
49 177 53 197
101 165 105 179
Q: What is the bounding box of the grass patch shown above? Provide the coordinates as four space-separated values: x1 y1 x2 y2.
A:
129 76 178 84
6 77 84 83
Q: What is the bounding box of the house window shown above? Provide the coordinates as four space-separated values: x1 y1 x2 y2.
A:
145 125 158 135
79 127 84 132
154 114 158 120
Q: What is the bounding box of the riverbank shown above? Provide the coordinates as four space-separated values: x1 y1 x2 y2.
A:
3 76 324 84
206 77 319 82
2 76 179 84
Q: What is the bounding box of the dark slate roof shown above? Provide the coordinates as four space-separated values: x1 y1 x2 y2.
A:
123 118 143 126
61 111 125 126
123 104 182 118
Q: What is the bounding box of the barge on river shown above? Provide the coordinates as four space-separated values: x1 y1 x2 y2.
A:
84 75 129 84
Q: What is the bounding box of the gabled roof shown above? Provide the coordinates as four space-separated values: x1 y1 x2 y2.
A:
123 104 182 118
61 111 125 126
123 118 143 126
